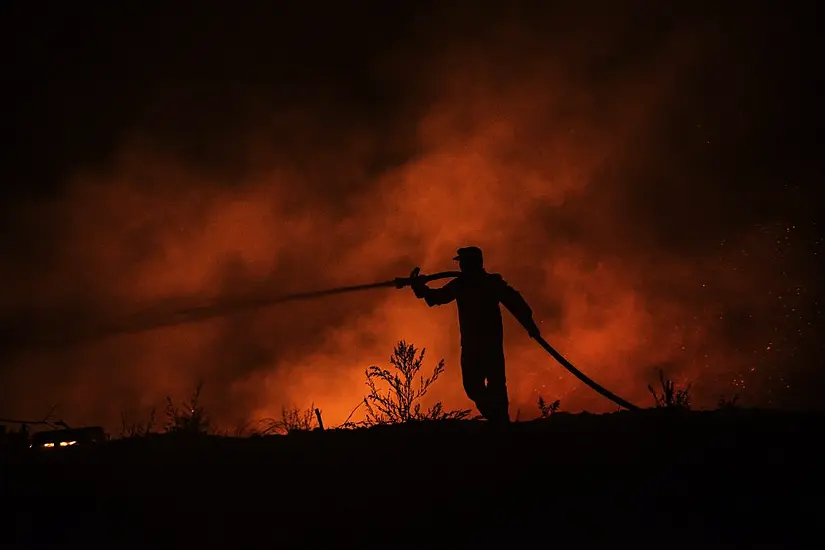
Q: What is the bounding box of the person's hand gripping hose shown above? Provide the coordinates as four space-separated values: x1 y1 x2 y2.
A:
409 267 427 299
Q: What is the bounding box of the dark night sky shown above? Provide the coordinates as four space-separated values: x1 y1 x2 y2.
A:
1 1 823 426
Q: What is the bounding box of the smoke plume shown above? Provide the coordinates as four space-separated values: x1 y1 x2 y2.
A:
1 3 818 429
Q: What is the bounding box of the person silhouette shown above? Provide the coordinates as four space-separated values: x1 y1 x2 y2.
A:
409 247 541 424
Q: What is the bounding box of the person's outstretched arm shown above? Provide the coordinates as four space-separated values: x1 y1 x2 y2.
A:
492 274 542 338
409 267 458 307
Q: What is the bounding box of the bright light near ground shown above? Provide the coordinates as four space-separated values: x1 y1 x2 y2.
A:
41 441 77 449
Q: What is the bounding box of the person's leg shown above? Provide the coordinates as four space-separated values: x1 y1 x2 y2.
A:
460 349 490 418
482 346 510 424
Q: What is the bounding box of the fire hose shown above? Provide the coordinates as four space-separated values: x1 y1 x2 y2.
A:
393 272 640 411
6 270 640 411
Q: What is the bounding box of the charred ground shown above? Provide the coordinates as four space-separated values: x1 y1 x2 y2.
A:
2 408 821 547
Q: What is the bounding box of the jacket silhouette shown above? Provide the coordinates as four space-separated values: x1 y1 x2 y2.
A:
410 247 541 423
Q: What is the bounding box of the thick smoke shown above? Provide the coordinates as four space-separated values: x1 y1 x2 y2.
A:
1 4 816 429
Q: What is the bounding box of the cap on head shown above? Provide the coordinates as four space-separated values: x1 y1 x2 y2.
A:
453 246 484 263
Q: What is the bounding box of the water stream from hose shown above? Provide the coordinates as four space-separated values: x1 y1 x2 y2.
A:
3 270 640 410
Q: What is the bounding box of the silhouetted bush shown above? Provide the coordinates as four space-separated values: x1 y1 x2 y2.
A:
537 395 561 418
164 381 212 435
648 370 691 409
259 404 319 435
362 340 471 425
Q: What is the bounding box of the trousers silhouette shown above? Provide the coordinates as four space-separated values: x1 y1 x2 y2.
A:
461 345 510 423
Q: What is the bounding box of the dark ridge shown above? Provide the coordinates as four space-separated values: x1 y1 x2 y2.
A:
3 409 821 546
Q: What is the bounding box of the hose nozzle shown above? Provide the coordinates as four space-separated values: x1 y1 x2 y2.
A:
394 271 461 289
394 277 412 289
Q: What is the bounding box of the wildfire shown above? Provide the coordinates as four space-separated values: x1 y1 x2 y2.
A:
0 5 810 431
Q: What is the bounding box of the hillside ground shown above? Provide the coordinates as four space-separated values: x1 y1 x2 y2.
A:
1 408 821 548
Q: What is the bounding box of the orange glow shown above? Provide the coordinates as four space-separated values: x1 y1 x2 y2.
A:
0 14 810 432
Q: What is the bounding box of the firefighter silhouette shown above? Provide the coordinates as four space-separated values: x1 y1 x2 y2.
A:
409 247 541 423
